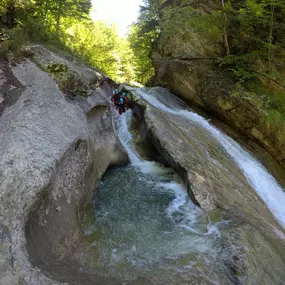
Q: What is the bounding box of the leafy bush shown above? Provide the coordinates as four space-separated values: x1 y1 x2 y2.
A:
0 0 137 83
260 109 285 142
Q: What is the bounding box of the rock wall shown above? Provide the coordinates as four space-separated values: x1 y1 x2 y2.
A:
150 2 285 169
0 46 127 285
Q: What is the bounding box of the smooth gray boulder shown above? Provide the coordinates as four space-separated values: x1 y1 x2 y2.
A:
0 50 127 285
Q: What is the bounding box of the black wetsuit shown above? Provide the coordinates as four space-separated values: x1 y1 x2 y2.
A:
118 98 126 114
113 93 121 106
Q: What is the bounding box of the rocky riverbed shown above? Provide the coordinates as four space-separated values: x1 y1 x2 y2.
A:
1 47 285 285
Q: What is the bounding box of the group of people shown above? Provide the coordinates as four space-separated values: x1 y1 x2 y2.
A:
111 89 128 115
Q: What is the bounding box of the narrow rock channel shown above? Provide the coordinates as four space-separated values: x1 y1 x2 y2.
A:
84 110 230 284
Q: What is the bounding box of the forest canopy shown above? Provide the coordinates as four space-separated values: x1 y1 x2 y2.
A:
129 0 285 85
0 0 136 83
1 0 285 86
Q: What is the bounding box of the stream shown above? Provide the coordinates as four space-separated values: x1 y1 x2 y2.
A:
135 88 285 229
86 110 231 284
84 89 285 284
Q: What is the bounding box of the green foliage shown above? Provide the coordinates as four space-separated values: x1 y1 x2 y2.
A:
162 5 222 48
0 39 9 56
46 63 68 73
0 25 27 59
127 0 162 84
268 92 285 113
61 19 136 82
244 80 285 145
57 71 88 97
128 24 156 84
222 0 285 83
30 0 92 37
116 38 136 83
260 109 285 141
0 0 137 83
132 0 285 86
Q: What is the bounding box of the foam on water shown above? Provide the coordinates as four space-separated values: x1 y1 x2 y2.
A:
116 111 221 237
116 110 142 164
116 110 162 174
136 89 285 229
84 109 236 283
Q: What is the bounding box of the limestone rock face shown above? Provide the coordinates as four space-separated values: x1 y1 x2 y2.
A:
154 0 222 60
0 48 127 285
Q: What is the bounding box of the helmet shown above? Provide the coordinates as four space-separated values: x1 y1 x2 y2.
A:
122 92 127 97
113 89 119 94
119 98 124 103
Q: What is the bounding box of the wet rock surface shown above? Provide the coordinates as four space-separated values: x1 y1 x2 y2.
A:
127 86 285 284
2 44 285 285
0 48 127 285
219 223 285 285
151 49 285 171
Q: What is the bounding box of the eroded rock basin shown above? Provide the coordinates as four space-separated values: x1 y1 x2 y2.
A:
80 111 285 285
84 166 229 285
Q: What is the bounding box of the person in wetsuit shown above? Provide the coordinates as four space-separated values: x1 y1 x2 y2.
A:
118 97 126 115
111 89 121 107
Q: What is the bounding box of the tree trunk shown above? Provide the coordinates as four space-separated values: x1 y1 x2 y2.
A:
221 0 230 56
5 2 16 28
268 2 275 73
55 0 63 38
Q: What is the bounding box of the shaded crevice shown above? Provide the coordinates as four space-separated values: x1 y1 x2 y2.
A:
131 100 201 208
24 139 100 284
131 102 171 167
0 58 25 116
86 105 107 118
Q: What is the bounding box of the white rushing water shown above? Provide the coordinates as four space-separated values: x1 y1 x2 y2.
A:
134 89 285 229
116 110 171 175
116 109 193 215
115 110 221 237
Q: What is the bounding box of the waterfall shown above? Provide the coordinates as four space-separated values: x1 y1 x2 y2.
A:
115 110 220 236
135 89 285 229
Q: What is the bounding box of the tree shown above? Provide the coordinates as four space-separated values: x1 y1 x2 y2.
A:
35 0 91 37
128 24 156 84
127 0 162 84
130 0 285 87
56 0 91 37
221 0 230 55
0 0 33 28
0 0 136 83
